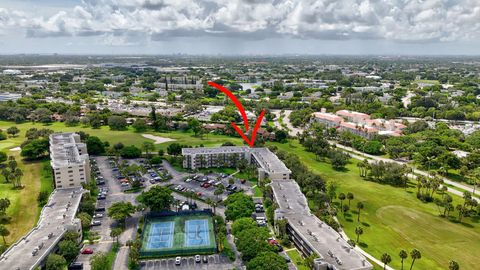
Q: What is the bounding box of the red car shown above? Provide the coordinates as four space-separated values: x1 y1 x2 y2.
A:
268 238 278 245
202 183 211 188
81 248 94 254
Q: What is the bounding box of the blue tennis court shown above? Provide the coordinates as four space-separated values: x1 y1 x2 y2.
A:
146 221 174 249
185 219 210 247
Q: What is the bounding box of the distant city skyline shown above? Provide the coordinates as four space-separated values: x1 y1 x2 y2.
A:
1 0 479 55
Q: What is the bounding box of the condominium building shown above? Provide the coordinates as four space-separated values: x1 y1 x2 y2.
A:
182 146 251 170
49 133 90 189
182 146 371 269
313 108 406 139
182 146 291 181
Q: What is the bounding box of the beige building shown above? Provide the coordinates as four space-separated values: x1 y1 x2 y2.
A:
49 133 90 189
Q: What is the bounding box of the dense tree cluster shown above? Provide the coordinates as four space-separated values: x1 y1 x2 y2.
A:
224 192 255 221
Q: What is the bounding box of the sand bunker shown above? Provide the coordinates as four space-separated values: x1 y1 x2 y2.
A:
10 147 21 151
142 134 176 144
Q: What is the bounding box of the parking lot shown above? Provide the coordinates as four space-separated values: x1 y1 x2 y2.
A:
169 171 255 202
140 254 235 270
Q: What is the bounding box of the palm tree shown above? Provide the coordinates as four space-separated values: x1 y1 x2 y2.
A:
399 250 408 270
356 202 364 222
381 253 392 270
0 224 10 244
448 260 459 270
347 192 354 207
338 193 346 210
409 249 421 270
110 227 122 244
355 226 363 243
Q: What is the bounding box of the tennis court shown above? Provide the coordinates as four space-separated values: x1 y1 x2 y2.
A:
140 211 217 257
185 219 210 247
145 221 174 249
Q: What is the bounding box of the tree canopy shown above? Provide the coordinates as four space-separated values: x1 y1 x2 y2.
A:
138 186 173 212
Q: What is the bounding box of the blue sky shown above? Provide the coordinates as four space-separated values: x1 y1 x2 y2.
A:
1 0 479 55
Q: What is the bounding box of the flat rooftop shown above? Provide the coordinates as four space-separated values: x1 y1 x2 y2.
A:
49 133 88 168
271 180 372 270
251 147 291 175
182 146 249 155
182 146 291 175
0 187 83 270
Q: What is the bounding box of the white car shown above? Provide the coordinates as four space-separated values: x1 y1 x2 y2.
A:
175 257 181 265
94 213 103 218
195 255 201 263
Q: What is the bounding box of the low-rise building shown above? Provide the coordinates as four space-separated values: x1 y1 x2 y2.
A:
49 133 91 189
182 146 291 181
182 146 372 269
182 146 251 170
312 109 405 139
0 188 84 270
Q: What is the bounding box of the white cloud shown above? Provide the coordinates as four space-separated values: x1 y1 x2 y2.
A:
1 0 480 43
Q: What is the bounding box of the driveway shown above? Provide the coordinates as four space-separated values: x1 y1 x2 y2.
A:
76 156 139 270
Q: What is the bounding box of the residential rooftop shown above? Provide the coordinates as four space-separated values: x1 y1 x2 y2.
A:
271 179 372 270
49 133 88 168
0 188 83 270
251 147 291 175
182 146 250 155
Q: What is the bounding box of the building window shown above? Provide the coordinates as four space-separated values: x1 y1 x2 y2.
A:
55 172 61 175
79 169 84 172
57 185 62 188
69 183 74 186
70 178 74 182
68 170 73 173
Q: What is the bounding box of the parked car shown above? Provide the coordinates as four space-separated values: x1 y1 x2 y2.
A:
68 262 84 270
93 213 103 218
91 220 101 226
81 248 94 254
195 255 201 263
202 256 208 263
175 257 181 265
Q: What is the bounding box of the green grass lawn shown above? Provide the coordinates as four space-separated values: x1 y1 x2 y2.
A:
0 152 51 244
253 186 263 197
0 121 246 246
0 121 244 152
286 249 309 270
271 140 480 270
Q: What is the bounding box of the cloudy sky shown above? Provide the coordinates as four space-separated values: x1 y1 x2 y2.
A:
1 0 480 55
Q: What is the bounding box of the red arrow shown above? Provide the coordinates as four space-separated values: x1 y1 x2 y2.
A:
207 81 265 147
